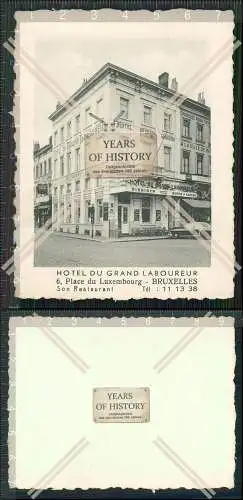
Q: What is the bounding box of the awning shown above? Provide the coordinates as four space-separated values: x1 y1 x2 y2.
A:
182 199 211 209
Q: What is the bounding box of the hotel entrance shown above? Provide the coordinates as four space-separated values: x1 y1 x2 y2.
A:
118 204 129 235
117 192 131 236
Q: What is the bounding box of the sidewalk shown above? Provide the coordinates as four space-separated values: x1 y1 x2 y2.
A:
53 231 170 243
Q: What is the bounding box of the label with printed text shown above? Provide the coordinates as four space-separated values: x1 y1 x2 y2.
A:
93 387 150 423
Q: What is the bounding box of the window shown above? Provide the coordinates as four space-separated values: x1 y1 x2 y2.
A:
85 107 91 127
54 186 58 196
96 98 103 117
103 202 109 221
54 159 58 178
85 177 90 190
205 158 210 177
43 161 47 176
40 163 43 176
75 148 80 170
197 123 204 142
85 200 90 221
156 210 161 221
37 184 48 195
75 180 80 192
48 158 51 174
67 153 71 174
88 205 95 223
54 131 58 146
181 150 190 173
67 183 71 193
75 200 80 223
143 105 152 126
96 177 100 187
164 113 171 131
96 199 103 222
60 126 64 143
182 118 190 138
120 97 129 119
66 203 72 223
60 185 64 197
123 206 128 224
67 120 72 138
36 165 39 178
164 146 171 171
60 156 64 177
142 198 150 223
75 115 80 133
60 201 64 218
134 209 140 222
196 154 203 175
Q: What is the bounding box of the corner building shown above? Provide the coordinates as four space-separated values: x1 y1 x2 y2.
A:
49 63 211 238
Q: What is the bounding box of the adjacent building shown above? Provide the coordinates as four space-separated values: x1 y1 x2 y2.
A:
33 138 52 228
38 63 211 238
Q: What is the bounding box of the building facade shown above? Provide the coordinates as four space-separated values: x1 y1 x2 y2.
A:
33 138 52 228
47 63 211 238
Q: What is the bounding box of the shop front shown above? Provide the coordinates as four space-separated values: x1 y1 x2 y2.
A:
57 179 210 239
34 196 52 229
115 193 177 237
180 198 211 223
109 179 198 238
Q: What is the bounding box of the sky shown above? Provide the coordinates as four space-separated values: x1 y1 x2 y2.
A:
23 20 234 145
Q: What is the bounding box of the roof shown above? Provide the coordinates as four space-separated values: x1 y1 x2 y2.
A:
48 62 211 122
182 199 211 209
34 142 52 158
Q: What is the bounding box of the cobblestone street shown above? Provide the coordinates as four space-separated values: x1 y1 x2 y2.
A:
34 232 211 267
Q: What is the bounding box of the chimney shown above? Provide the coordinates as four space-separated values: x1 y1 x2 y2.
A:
158 72 169 88
198 91 206 105
33 141 40 153
171 77 178 92
49 135 52 145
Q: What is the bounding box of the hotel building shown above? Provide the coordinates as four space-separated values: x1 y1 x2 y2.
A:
33 137 52 228
48 63 211 238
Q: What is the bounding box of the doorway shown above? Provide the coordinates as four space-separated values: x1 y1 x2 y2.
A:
118 205 129 235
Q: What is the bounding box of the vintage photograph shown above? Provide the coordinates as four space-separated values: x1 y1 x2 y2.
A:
33 22 211 268
14 10 235 299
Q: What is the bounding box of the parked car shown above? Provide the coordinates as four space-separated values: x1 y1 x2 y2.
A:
170 222 211 239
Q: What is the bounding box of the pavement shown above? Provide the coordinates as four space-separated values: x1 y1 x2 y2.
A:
34 232 211 267
50 231 171 243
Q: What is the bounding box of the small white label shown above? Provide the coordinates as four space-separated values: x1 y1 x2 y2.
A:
93 387 150 423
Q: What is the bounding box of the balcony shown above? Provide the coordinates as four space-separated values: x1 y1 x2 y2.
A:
195 138 205 145
35 175 51 184
154 167 176 179
35 194 51 205
179 172 210 183
191 173 211 183
161 130 175 142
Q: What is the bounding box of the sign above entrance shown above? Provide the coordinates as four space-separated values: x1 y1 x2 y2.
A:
109 179 197 198
85 129 157 179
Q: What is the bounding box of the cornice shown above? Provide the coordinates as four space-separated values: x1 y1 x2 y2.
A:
48 62 211 122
